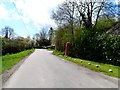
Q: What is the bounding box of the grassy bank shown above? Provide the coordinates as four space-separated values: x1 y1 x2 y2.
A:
53 50 120 78
0 49 34 73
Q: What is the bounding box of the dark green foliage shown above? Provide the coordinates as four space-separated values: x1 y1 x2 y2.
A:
73 31 120 66
55 26 73 52
52 0 120 66
54 18 120 66
97 34 120 65
2 37 35 55
38 39 50 47
53 50 119 78
95 18 116 32
55 28 65 51
34 29 51 48
1 26 35 55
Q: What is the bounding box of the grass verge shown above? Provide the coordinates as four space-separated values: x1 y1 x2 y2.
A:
0 49 34 73
47 48 55 51
53 50 120 78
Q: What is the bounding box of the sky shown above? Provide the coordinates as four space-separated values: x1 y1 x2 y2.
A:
0 0 65 38
0 0 119 38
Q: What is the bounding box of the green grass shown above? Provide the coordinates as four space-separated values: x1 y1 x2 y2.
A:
53 50 120 78
47 48 55 51
0 56 2 73
0 49 35 73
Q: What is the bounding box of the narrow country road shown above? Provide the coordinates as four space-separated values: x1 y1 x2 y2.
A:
3 49 118 88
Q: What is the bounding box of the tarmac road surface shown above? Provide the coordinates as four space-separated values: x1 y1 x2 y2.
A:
3 49 118 88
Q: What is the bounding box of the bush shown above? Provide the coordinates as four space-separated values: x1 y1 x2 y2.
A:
71 28 120 65
55 28 65 51
2 37 35 55
98 34 120 65
95 18 116 32
54 18 120 66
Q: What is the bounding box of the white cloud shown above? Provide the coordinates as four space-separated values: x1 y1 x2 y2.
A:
114 0 119 4
0 3 9 19
10 10 21 20
0 0 64 37
12 0 65 28
0 1 22 20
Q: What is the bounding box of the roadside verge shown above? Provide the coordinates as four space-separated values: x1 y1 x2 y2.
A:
0 49 35 85
52 50 120 78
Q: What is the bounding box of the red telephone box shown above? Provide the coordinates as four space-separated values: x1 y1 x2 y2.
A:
65 42 70 56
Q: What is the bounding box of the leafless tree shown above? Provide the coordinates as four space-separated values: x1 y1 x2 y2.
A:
39 28 47 40
52 0 77 43
52 0 117 29
1 26 15 39
34 33 40 41
52 0 76 33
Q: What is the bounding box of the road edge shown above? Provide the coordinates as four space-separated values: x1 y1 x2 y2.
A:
1 52 34 87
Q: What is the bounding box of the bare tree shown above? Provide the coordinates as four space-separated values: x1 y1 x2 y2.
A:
52 0 117 29
39 28 47 40
48 27 54 43
1 26 15 39
52 0 76 30
33 33 40 47
52 0 77 43
75 1 107 29
76 1 119 29
34 33 40 41
39 28 50 46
